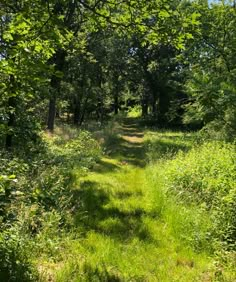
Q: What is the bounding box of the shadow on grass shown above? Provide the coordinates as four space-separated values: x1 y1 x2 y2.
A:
81 262 122 282
93 159 120 174
145 131 195 161
73 180 154 243
115 190 143 200
72 119 195 245
103 118 146 167
69 261 147 281
146 139 191 160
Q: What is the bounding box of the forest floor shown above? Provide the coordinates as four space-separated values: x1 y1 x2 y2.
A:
45 118 219 282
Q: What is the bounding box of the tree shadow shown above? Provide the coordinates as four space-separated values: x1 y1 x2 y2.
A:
115 190 143 200
73 180 154 243
122 132 144 138
145 138 192 161
81 262 123 282
93 159 120 174
103 119 147 167
73 261 147 281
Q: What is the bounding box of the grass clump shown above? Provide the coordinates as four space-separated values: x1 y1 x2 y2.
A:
162 142 236 249
145 129 236 280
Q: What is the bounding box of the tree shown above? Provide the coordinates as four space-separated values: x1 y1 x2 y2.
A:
184 0 236 138
0 0 202 147
0 1 55 148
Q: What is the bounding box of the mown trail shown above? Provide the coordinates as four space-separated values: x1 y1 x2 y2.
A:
56 118 213 281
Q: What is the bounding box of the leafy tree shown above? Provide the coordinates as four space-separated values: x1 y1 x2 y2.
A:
0 1 55 148
184 0 236 138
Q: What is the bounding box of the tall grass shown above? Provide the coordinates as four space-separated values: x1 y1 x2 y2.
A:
145 132 236 281
52 166 215 282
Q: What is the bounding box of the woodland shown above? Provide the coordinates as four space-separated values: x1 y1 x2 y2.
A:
0 0 235 281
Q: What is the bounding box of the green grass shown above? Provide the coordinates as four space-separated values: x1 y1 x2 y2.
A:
2 118 235 281
51 166 214 282
36 119 225 281
6 118 231 281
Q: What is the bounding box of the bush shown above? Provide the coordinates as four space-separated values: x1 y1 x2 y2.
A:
64 130 102 167
0 225 38 281
0 127 103 280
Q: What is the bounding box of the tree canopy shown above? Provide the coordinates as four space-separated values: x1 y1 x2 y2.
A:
0 0 235 147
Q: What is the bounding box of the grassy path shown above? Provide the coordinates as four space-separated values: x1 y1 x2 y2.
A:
55 119 213 281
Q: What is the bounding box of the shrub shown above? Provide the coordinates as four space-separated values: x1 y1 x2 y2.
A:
0 127 102 280
64 130 102 167
0 225 38 281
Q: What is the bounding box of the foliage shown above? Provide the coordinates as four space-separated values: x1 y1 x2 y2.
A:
145 129 197 161
160 141 236 250
0 0 236 279
64 131 102 167
0 126 102 280
184 1 236 140
127 105 142 118
0 224 38 281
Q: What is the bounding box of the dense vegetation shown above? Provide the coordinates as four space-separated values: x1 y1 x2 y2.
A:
0 0 235 281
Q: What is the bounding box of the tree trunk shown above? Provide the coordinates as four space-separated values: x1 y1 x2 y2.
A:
47 96 56 131
47 50 66 132
152 96 157 116
73 97 81 125
141 96 148 116
142 103 148 116
114 94 119 115
158 89 170 123
5 75 16 150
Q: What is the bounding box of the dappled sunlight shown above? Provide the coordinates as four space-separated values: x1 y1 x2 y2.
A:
73 167 155 243
56 118 217 281
122 135 143 144
101 118 147 167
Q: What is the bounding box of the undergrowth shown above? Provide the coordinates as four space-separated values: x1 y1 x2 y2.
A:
146 131 236 281
0 119 235 281
0 125 101 280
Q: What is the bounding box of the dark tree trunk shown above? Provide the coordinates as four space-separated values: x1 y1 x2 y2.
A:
151 95 158 116
5 75 16 150
99 100 104 124
47 50 66 132
114 94 119 115
144 69 159 117
158 89 170 123
73 97 81 125
79 111 85 126
78 94 89 126
98 76 104 123
142 100 148 116
47 96 56 131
